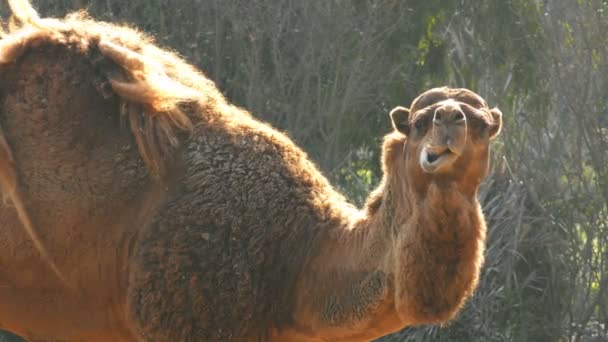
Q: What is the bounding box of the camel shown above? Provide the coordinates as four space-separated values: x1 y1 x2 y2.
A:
0 1 502 341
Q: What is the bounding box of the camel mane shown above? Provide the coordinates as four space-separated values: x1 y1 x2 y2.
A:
1 0 227 176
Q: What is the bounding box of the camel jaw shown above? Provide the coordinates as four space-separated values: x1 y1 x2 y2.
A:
419 145 458 173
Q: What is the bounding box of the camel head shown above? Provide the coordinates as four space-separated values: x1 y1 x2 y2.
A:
389 87 502 193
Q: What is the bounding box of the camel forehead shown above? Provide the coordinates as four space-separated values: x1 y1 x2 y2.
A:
409 87 488 114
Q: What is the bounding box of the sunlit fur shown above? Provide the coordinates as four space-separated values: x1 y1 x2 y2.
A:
0 1 501 341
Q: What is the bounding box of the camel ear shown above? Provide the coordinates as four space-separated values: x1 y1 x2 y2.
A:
390 106 410 135
489 107 502 139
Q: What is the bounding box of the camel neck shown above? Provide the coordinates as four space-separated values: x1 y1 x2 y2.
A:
284 173 485 340
380 175 486 325
279 185 397 340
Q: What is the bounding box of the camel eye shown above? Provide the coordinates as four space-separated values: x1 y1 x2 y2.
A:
414 116 430 132
469 114 490 131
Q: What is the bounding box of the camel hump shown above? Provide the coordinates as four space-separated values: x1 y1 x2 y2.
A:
0 0 218 177
0 0 217 287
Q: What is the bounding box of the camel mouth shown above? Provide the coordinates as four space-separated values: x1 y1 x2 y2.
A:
420 146 456 173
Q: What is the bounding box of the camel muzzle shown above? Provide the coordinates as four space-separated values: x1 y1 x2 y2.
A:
419 103 468 173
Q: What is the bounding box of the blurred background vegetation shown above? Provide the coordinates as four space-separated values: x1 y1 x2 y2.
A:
0 0 607 341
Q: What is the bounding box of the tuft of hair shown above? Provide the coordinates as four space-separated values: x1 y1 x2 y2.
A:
8 0 41 27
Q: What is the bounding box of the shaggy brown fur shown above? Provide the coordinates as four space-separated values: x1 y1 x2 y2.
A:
0 1 502 341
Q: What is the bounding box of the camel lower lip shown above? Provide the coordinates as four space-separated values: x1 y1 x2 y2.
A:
420 147 455 173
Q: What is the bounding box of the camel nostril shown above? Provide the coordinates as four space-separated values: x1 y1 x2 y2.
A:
454 111 465 121
427 153 440 163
